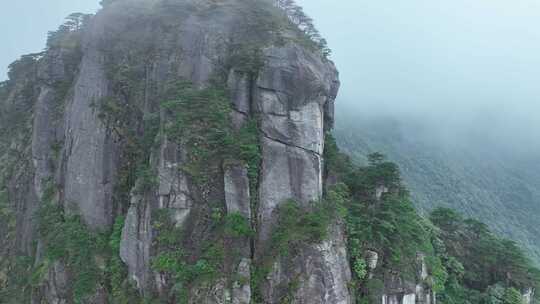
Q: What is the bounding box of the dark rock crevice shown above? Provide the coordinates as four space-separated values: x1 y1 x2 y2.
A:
261 129 322 157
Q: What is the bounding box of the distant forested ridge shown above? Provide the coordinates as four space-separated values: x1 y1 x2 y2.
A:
334 108 540 266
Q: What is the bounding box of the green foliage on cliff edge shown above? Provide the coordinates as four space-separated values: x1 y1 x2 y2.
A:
271 199 336 256
227 0 332 67
106 216 143 304
0 54 39 142
150 207 252 303
329 146 447 300
10 182 135 304
162 80 233 185
325 133 540 303
251 194 342 304
36 187 104 303
162 80 261 190
433 207 540 303
335 112 540 267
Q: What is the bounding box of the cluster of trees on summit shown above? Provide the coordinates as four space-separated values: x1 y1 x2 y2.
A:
274 0 331 56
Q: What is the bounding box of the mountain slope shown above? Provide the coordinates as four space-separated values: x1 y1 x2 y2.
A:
334 109 540 265
1 1 539 303
0 0 350 303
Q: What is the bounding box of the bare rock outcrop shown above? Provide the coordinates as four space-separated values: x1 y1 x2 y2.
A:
0 0 350 303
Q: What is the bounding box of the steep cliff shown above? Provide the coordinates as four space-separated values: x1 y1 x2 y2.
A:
0 0 349 303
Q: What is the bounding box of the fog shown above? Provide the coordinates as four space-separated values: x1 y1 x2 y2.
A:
2 0 540 153
296 0 540 154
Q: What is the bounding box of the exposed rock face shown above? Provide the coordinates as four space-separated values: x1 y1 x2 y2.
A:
119 193 153 291
232 258 252 304
224 163 251 218
523 288 535 304
365 250 379 275
380 254 436 304
0 0 350 303
62 19 117 230
43 261 70 304
375 184 389 201
264 222 351 304
252 44 349 303
256 44 339 241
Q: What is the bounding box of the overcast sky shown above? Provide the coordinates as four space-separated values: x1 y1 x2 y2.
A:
0 0 99 80
2 0 540 147
296 0 540 150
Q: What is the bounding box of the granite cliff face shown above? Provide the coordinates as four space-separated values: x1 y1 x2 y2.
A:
0 0 351 303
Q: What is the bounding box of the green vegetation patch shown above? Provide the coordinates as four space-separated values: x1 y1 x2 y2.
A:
271 199 334 256
324 134 448 302
432 207 540 303
32 183 135 303
37 200 105 303
161 80 261 190
252 186 347 303
161 80 233 186
150 207 252 303
326 131 540 303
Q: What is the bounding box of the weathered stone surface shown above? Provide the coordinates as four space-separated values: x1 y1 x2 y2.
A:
415 253 436 304
188 258 252 304
416 284 436 304
402 293 416 304
253 42 347 303
9 165 40 256
380 253 436 304
381 293 416 304
523 288 535 304
189 279 231 304
157 139 192 226
228 70 251 130
264 223 352 304
120 194 153 292
366 250 379 270
232 258 252 304
296 223 352 304
382 294 398 304
256 45 339 155
228 70 252 115
376 184 390 201
255 44 339 242
32 86 56 198
43 261 69 304
258 136 323 242
381 271 416 300
224 163 251 219
417 253 429 281
62 13 116 230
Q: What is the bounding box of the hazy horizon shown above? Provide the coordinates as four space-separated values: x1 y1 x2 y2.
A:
298 0 540 152
2 0 540 151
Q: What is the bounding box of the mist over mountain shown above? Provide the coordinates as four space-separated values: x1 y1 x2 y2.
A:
334 108 540 265
296 0 540 154
3 0 540 151
295 0 540 263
